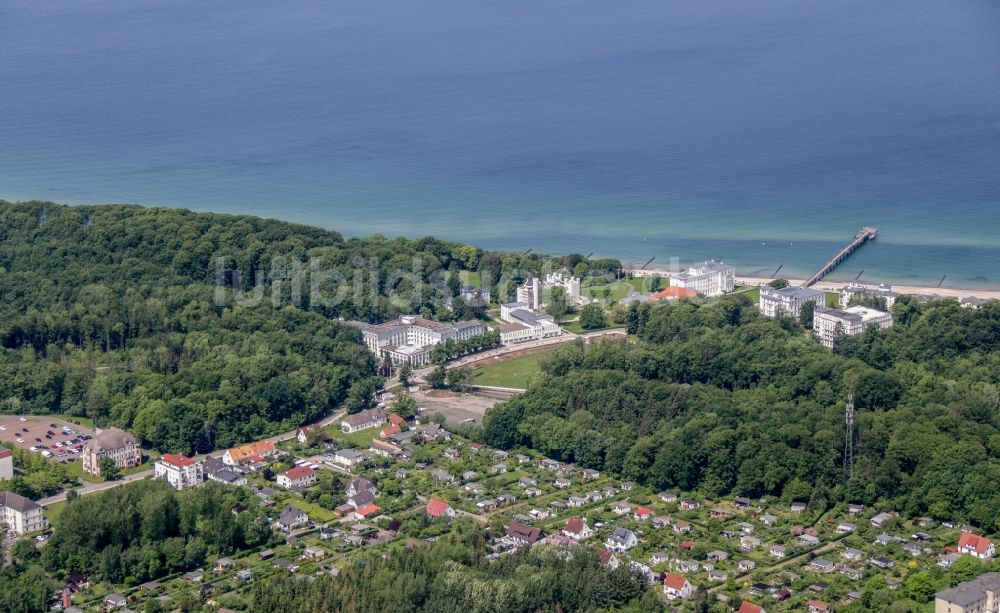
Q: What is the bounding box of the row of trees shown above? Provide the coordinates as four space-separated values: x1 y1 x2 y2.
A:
484 295 1000 531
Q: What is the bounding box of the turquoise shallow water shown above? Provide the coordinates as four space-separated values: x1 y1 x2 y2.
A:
1 0 999 287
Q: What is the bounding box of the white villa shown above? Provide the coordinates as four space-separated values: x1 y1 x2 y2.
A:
669 260 735 297
516 272 582 310
759 286 825 318
350 315 486 366
839 282 898 309
813 305 893 347
341 407 388 434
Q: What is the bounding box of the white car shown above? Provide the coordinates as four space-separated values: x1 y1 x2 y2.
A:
29 446 37 452
41 450 52 458
0 425 6 431
19 417 27 422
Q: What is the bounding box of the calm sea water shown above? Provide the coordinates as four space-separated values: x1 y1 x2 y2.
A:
2 0 999 287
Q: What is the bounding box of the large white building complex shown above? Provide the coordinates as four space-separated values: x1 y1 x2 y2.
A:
839 282 899 309
813 305 893 347
669 261 735 297
516 272 583 310
759 286 826 318
154 453 204 490
499 302 562 344
0 491 47 535
352 315 487 366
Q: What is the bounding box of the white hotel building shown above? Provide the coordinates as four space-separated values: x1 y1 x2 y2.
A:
499 302 563 345
759 286 826 318
813 305 893 347
351 315 486 366
669 261 735 297
0 491 47 535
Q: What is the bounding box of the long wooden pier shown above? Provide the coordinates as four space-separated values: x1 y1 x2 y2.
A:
802 227 878 287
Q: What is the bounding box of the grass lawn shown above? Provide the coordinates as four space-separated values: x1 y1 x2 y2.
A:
285 497 338 523
561 320 611 334
458 270 482 288
327 425 381 449
733 285 761 302
471 349 557 389
45 499 67 524
825 292 840 307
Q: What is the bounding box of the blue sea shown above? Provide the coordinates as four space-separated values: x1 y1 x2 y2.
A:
2 0 999 288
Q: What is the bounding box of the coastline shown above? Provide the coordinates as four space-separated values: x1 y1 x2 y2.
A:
734 276 1000 301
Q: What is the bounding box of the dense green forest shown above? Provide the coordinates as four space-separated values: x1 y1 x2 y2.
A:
484 296 1000 529
0 202 617 455
251 522 662 613
0 481 271 612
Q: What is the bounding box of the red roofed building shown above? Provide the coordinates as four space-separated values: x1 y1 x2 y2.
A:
277 466 317 489
738 602 766 613
353 504 381 520
663 573 693 600
154 453 203 490
380 425 401 439
807 600 830 613
650 287 700 301
634 507 652 521
595 548 620 568
222 439 278 465
680 540 697 551
562 517 594 540
958 531 995 559
426 498 455 518
388 413 405 427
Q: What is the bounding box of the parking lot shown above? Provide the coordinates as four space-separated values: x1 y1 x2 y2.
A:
0 415 96 462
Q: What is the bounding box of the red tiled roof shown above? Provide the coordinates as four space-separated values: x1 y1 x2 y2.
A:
282 466 315 480
664 573 688 590
380 425 401 437
355 504 380 517
160 453 196 468
680 540 697 550
227 439 277 462
564 517 585 534
959 531 992 554
0 449 12 460
738 602 765 613
807 600 829 611
651 286 700 300
388 413 405 426
426 498 450 517
596 548 616 565
635 507 651 516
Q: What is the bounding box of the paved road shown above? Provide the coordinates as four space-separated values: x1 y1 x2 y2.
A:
38 408 347 508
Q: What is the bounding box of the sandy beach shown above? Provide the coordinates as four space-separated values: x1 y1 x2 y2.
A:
735 277 1000 301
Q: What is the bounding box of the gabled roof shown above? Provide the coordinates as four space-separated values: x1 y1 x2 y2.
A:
0 491 41 513
227 439 277 462
354 504 380 517
738 602 765 613
426 498 451 517
959 531 993 554
281 466 315 480
664 573 689 590
506 521 542 543
388 413 405 426
651 286 700 300
564 517 586 534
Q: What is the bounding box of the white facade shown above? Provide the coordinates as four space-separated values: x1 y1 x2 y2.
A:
0 492 47 535
354 315 486 366
154 454 204 490
669 260 735 297
341 408 387 433
0 449 12 481
277 467 317 489
759 286 826 318
840 282 898 309
813 305 893 347
516 273 582 309
499 303 562 345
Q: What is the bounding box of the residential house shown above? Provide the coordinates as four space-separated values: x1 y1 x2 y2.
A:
340 408 387 434
708 550 729 562
606 528 638 553
620 481 634 491
870 556 894 569
680 499 700 511
612 502 632 516
444 448 461 460
809 558 835 573
476 500 496 513
790 502 807 514
524 487 542 497
277 466 317 489
663 573 694 600
673 520 692 534
369 439 402 457
799 534 821 547
464 482 484 495
958 531 995 559
836 521 856 534
848 503 863 516
596 549 620 569
518 476 537 487
491 463 508 474
430 469 455 483
710 508 729 520
562 517 594 540
540 458 562 471
738 601 766 613
330 449 365 468
741 536 762 552
504 521 542 548
650 551 670 565
346 477 376 499
554 477 572 489
842 548 865 562
581 468 600 481
275 505 309 532
769 544 787 559
870 512 894 528
739 560 757 572
760 513 778 527
352 504 380 520
659 491 678 503
634 507 652 521
567 496 586 508
103 594 127 609
735 496 752 509
426 498 455 518
296 425 323 445
222 439 278 466
807 600 831 613
461 470 478 481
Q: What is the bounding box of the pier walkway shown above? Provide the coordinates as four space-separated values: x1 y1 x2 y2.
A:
802 227 878 287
